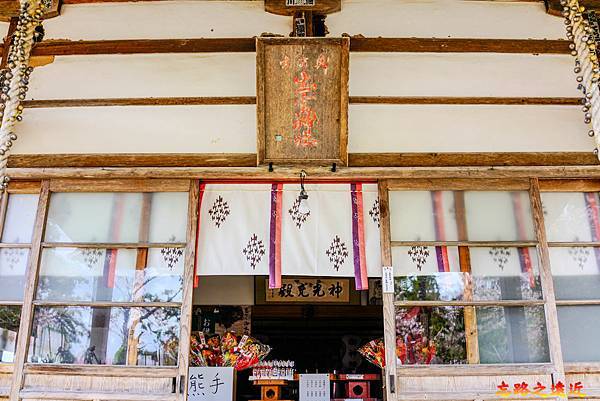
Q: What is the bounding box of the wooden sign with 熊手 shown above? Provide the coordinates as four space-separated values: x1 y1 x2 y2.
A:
256 37 349 166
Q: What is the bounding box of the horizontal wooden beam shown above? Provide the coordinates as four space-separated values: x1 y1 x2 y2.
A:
24 364 178 377
19 390 178 400
348 152 598 167
22 96 582 109
7 165 600 180
30 37 571 56
8 152 597 169
396 363 553 377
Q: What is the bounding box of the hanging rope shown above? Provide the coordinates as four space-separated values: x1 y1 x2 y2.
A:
0 0 45 189
564 0 600 159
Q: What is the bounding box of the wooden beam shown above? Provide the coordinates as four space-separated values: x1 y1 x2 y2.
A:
7 152 597 169
23 364 178 377
348 152 598 167
9 165 600 180
348 37 570 54
21 96 582 109
29 37 571 56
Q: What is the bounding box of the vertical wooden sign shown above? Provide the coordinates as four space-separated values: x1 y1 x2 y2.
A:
256 37 349 166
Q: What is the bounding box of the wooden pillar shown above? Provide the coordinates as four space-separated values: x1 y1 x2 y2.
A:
529 178 566 393
9 180 50 400
378 180 397 401
178 180 200 398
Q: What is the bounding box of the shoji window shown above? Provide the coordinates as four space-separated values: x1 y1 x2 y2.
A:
541 183 600 363
386 180 550 365
0 187 40 366
28 191 188 366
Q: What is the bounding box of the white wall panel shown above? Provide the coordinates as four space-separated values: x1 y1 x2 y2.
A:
14 105 257 153
328 0 565 39
12 104 592 155
350 53 579 97
28 52 578 99
28 53 257 99
44 1 290 40
42 0 564 41
348 104 593 152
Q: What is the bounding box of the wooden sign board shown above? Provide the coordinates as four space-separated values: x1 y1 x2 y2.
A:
256 37 349 166
265 0 341 16
264 278 350 303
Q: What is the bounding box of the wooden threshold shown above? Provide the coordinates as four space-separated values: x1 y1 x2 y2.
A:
7 152 598 169
22 96 581 109
30 37 571 56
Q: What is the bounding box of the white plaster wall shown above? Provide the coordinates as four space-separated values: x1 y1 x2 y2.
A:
43 1 291 40
328 0 565 39
41 0 565 41
27 53 577 100
12 104 593 154
14 105 257 154
348 104 593 152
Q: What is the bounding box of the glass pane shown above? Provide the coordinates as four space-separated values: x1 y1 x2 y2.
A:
37 248 184 303
477 306 549 364
541 192 600 243
29 306 180 366
392 246 542 301
550 247 600 300
0 305 20 363
45 192 188 243
470 247 542 301
2 194 38 243
464 191 535 241
395 306 466 365
0 248 29 301
557 306 600 362
389 190 534 241
389 191 459 242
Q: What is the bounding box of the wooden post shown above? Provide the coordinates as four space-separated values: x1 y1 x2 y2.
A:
9 180 50 400
454 191 480 364
378 180 397 401
529 178 566 393
178 180 200 399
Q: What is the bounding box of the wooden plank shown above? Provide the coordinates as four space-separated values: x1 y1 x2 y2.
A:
23 364 178 377
49 178 190 192
21 96 582 109
19 390 178 400
350 153 599 167
31 38 257 56
556 299 600 305
349 96 581 105
31 301 181 308
7 180 41 193
529 178 567 393
349 37 571 54
9 180 50 401
396 363 554 376
178 180 199 398
0 243 31 248
8 153 258 168
539 179 600 192
378 180 397 401
387 178 531 191
8 152 597 169
0 364 12 374
394 300 545 307
23 97 257 108
265 0 341 16
564 362 600 373
28 37 571 56
391 241 538 247
10 165 600 180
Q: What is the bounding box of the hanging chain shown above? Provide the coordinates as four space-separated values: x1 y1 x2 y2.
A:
563 0 600 159
0 0 45 189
